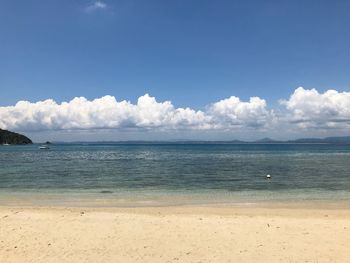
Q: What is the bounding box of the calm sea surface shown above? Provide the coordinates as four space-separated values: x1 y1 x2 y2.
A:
1 144 350 205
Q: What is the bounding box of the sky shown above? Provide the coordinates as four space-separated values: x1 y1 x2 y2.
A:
1 0 350 141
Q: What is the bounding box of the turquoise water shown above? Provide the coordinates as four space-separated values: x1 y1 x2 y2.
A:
1 143 350 205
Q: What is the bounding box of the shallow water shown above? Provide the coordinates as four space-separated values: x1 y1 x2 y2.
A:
1 143 350 205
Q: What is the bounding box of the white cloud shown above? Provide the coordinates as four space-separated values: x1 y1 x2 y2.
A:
2 87 350 136
0 94 271 132
85 1 107 13
209 96 273 129
280 87 350 129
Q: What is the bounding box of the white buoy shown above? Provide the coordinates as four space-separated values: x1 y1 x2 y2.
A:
266 174 271 179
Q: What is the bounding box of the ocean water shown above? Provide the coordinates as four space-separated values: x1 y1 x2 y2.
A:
1 143 350 205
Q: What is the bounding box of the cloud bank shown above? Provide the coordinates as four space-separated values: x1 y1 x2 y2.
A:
1 87 350 136
281 87 350 130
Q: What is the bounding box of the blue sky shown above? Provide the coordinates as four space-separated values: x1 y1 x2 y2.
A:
1 0 350 141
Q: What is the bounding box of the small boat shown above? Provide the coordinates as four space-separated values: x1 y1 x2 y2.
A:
39 145 50 150
2 143 10 146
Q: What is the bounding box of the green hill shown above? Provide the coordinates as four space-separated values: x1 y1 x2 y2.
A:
0 129 32 145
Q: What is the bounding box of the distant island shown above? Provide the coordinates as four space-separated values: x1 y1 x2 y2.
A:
53 136 350 145
249 136 350 144
0 129 32 145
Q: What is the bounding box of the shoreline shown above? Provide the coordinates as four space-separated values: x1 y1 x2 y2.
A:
2 197 350 209
2 189 350 209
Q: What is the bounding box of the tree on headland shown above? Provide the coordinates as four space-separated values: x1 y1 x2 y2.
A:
0 129 32 145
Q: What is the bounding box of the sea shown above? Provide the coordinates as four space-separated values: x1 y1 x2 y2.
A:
1 143 350 206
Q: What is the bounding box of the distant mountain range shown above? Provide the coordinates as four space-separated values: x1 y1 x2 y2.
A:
254 136 350 144
0 129 32 145
1 127 350 145
54 136 350 144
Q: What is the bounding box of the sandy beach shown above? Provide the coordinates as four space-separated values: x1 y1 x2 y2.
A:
1 204 350 263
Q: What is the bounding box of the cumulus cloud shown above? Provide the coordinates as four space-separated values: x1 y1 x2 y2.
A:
209 96 273 129
0 94 271 132
2 87 350 134
85 1 107 13
280 87 350 129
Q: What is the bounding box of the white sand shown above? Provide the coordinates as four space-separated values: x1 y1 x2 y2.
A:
1 205 350 262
